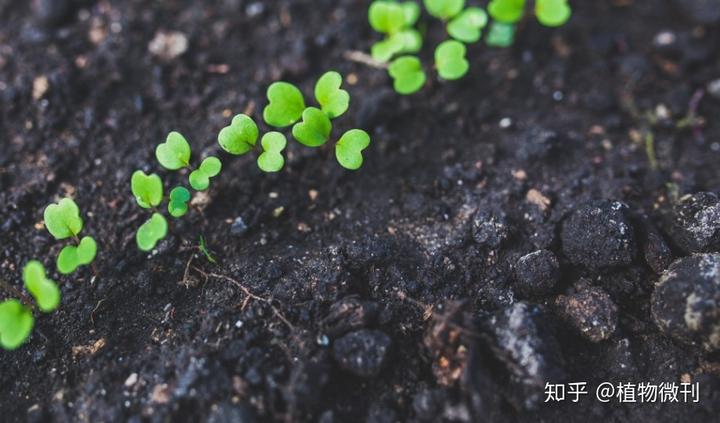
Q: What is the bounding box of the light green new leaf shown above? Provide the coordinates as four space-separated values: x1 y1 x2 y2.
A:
372 30 423 62
189 156 222 191
424 0 465 20
168 186 191 218
0 300 33 350
315 71 350 119
488 0 525 24
257 132 287 173
447 7 488 43
292 107 332 147
336 129 371 170
155 131 191 170
535 0 571 27
486 22 516 47
401 1 421 26
263 82 306 128
44 198 83 240
57 236 97 274
136 213 168 251
435 40 469 80
369 1 406 35
23 261 60 312
131 170 163 209
218 114 259 155
388 56 426 95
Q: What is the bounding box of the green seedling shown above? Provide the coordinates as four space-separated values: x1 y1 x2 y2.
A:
314 71 350 119
535 0 571 27
131 171 163 209
487 0 525 24
257 132 287 172
168 186 191 218
189 157 222 191
435 40 469 80
136 213 168 252
0 261 61 350
57 236 97 274
218 114 259 155
292 107 332 147
336 129 371 170
485 21 516 47
0 300 33 350
263 82 306 128
199 236 217 264
447 7 488 43
389 56 427 95
23 261 60 312
369 1 423 62
424 0 465 20
44 198 97 274
156 131 191 170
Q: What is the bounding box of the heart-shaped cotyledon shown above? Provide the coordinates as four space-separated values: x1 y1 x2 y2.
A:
0 299 33 350
257 132 287 172
57 236 97 274
388 56 426 95
136 212 168 252
155 131 191 170
263 82 306 128
218 114 259 155
131 170 163 209
189 156 222 191
335 129 371 170
44 198 83 240
447 7 488 43
434 40 469 81
168 186 191 218
292 107 332 147
23 260 60 312
314 71 350 119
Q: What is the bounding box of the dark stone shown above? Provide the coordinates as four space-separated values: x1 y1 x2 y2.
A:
514 250 561 298
641 223 674 274
662 192 720 254
555 280 618 342
561 200 636 269
333 329 391 378
651 254 720 352
320 296 379 337
472 209 510 248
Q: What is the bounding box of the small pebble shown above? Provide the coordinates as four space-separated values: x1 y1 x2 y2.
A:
556 280 618 342
514 250 560 298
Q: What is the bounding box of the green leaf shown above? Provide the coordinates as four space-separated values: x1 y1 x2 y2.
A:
189 156 222 191
486 21 516 47
218 114 259 155
336 129 371 170
535 0 571 27
401 1 421 26
447 7 488 43
488 0 526 24
263 82 306 128
136 213 168 251
257 132 287 173
424 0 465 20
23 261 60 312
44 198 83 240
369 1 406 35
131 171 163 209
168 186 191 218
292 107 332 147
371 37 405 62
0 300 33 350
435 40 469 80
57 236 97 275
388 56 426 95
314 71 350 119
155 131 191 170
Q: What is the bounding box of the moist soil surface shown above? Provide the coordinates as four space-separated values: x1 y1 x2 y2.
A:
2 0 720 422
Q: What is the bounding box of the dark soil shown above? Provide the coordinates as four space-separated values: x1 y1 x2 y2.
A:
2 0 720 421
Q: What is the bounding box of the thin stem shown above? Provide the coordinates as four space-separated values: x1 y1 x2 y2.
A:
344 50 388 69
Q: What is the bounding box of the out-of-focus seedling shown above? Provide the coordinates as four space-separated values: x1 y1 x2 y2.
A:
389 56 427 95
136 213 168 252
424 0 465 20
435 40 469 80
369 1 422 62
485 21 516 47
0 261 60 350
488 0 571 27
447 7 488 43
44 198 97 274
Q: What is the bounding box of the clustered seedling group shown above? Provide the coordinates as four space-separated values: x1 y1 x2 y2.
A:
370 0 572 94
0 1 572 350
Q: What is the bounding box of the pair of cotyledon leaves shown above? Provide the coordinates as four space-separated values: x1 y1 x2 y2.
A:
388 38 469 94
44 198 97 274
489 0 571 27
155 131 222 191
131 171 184 251
218 71 370 171
369 1 423 62
0 261 59 350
